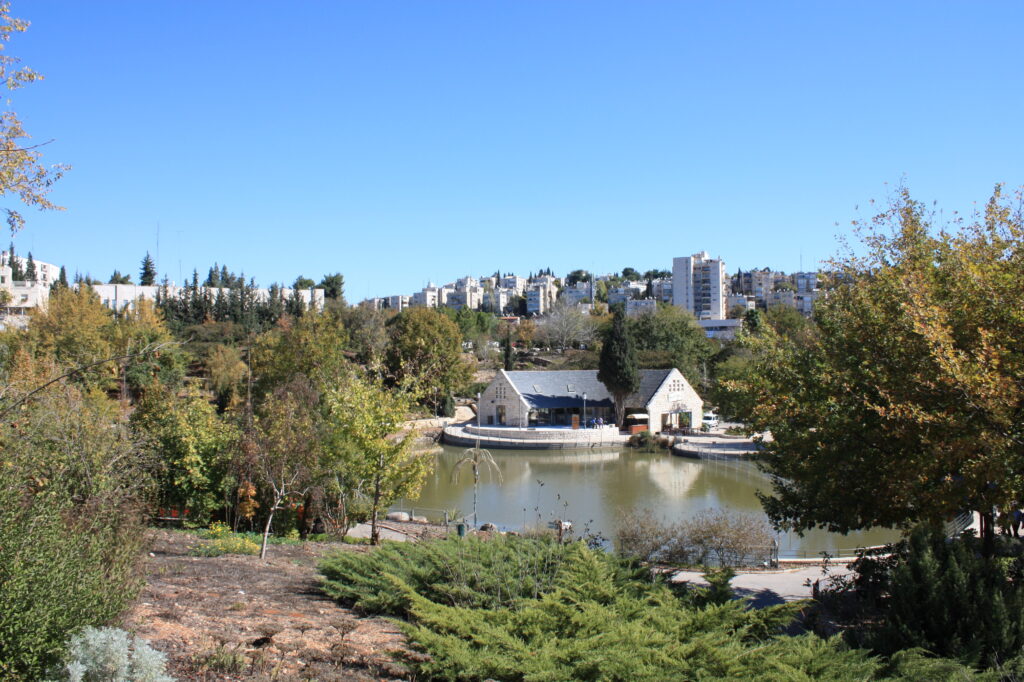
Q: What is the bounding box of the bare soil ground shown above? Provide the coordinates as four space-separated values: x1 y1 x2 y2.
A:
125 529 436 681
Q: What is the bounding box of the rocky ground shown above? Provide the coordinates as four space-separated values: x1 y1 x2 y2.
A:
125 528 440 681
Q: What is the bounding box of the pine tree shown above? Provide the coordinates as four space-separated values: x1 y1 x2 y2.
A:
597 309 639 426
286 287 306 317
139 252 156 286
205 264 220 288
318 273 345 302
23 252 36 282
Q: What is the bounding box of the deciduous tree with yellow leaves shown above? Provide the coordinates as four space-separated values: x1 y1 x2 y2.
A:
0 3 67 232
730 186 1024 555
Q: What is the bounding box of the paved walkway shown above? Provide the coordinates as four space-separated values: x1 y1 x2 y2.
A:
671 563 852 608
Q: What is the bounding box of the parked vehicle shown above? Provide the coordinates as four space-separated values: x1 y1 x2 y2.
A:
702 411 720 429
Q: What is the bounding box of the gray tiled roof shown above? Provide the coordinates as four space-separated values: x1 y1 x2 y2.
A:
504 369 673 410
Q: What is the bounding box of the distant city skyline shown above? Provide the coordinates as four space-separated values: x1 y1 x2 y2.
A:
7 1 1023 299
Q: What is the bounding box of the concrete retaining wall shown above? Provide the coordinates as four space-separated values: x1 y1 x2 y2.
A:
443 424 628 450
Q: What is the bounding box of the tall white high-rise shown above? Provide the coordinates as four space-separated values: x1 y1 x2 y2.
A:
672 251 727 320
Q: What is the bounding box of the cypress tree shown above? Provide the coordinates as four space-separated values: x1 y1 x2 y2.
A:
503 329 515 371
8 243 22 280
23 252 35 282
597 309 639 427
140 252 157 285
50 265 69 293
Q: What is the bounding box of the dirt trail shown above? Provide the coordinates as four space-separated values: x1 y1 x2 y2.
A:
125 530 416 681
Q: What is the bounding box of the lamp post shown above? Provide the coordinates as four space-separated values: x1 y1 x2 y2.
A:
582 392 587 429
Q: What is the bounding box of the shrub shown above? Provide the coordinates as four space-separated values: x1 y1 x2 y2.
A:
385 540 974 675
193 645 247 674
323 536 977 680
613 508 670 561
0 393 150 679
190 534 260 557
440 393 455 418
863 525 1024 668
614 508 776 567
48 627 172 682
458 381 489 400
683 509 776 567
205 521 232 539
320 534 636 617
340 535 370 545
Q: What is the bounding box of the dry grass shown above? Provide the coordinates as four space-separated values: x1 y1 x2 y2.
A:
124 530 413 681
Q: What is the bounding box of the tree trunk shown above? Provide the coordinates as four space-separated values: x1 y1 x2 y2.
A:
299 491 314 539
982 510 996 558
370 471 383 545
472 467 479 526
260 493 281 560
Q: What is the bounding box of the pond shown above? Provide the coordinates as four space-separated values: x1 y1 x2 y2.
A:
400 444 899 558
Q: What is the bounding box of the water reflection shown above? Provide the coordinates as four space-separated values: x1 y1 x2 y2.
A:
405 445 899 557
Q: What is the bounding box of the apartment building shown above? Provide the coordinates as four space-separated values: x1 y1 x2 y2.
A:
672 251 727 320
560 282 593 305
0 264 50 329
651 278 673 303
501 275 527 295
625 299 658 317
794 271 820 293
0 252 61 288
526 283 557 315
385 294 410 311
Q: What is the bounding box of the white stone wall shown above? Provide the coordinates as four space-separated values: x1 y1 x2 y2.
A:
477 370 531 427
642 368 703 432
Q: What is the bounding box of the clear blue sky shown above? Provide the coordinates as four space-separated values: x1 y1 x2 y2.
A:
8 1 1024 300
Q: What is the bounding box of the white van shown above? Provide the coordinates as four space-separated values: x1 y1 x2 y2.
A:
702 411 720 429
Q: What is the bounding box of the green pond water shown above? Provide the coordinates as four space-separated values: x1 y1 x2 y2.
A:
400 445 899 558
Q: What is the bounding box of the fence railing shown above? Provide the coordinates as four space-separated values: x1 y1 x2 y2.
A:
945 510 974 537
388 504 455 526
777 544 890 560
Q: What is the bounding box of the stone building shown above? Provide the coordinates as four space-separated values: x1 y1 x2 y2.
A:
477 368 703 433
